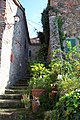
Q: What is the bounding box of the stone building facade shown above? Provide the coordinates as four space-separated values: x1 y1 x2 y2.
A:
28 37 41 61
48 0 80 60
0 0 29 94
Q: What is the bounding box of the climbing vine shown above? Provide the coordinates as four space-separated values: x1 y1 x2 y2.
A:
41 4 60 45
37 4 67 63
37 4 50 63
41 4 50 45
57 16 66 50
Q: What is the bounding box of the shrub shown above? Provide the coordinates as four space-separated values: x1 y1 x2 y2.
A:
52 90 80 120
49 46 80 95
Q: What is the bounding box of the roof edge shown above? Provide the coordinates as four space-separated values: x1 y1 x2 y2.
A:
13 0 25 12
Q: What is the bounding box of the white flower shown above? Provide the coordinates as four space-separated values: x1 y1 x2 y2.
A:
57 74 62 80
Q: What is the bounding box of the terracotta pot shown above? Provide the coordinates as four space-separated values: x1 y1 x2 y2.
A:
49 91 57 98
32 89 46 98
32 99 40 112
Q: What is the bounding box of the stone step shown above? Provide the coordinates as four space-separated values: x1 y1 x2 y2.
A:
5 89 26 94
18 77 31 82
0 108 25 113
0 108 26 120
0 94 22 100
0 99 24 108
23 74 32 77
14 79 30 86
15 82 28 86
0 75 32 119
14 83 28 86
9 86 28 90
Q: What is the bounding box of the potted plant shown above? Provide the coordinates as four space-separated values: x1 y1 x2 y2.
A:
29 77 49 98
21 94 31 109
28 62 52 98
28 61 60 99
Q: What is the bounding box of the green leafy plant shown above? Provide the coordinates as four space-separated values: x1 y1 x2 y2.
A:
27 44 80 114
28 62 52 91
52 90 80 120
30 62 49 77
21 94 30 106
49 46 80 93
18 114 23 120
37 43 48 63
57 16 66 51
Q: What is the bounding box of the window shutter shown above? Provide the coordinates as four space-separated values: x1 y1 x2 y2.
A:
70 39 76 47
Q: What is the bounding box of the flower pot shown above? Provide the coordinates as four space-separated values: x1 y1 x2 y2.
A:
49 91 57 98
32 89 46 98
32 99 40 112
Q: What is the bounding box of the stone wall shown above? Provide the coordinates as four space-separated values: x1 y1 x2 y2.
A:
28 45 40 61
48 0 80 61
49 0 80 37
48 11 61 61
0 0 29 94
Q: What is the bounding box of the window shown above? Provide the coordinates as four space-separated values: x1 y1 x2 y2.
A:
29 50 31 57
65 37 76 52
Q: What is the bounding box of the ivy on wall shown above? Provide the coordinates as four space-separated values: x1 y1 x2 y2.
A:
57 16 66 50
37 4 67 63
41 4 50 45
37 4 50 63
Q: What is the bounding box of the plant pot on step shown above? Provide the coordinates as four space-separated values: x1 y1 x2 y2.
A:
32 99 40 112
32 89 46 98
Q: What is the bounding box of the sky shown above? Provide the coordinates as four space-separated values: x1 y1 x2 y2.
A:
19 0 48 38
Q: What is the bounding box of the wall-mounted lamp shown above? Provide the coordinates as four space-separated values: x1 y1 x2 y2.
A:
4 14 20 29
14 14 20 23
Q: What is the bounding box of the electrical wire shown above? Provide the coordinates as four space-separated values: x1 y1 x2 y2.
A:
27 19 41 26
28 21 43 37
30 29 37 37
28 22 38 32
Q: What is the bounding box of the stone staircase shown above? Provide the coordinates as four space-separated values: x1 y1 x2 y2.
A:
0 75 31 120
